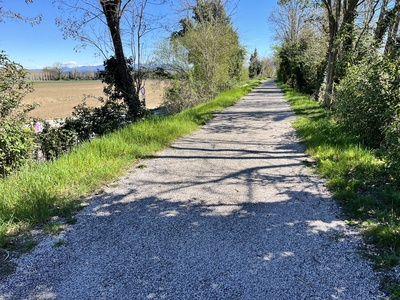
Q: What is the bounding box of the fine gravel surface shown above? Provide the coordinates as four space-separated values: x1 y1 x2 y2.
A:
1 80 383 299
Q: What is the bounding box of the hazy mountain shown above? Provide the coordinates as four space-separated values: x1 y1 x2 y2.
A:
28 65 105 73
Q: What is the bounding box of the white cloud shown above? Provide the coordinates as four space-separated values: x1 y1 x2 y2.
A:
62 61 81 68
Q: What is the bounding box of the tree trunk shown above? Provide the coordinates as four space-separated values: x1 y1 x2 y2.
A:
384 0 400 55
321 0 359 108
374 0 390 45
321 0 339 108
100 0 142 119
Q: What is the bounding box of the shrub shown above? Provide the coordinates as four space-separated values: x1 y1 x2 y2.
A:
34 121 79 161
162 80 201 114
335 55 399 149
0 119 35 176
31 96 130 162
383 112 400 183
276 34 326 96
64 97 130 142
0 51 35 177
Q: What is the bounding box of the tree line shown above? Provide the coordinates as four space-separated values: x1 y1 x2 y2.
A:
271 0 400 180
28 66 98 81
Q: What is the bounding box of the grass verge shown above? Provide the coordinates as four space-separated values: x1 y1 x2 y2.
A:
0 80 261 249
280 83 400 298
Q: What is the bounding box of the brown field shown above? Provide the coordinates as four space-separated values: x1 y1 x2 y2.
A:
23 80 168 119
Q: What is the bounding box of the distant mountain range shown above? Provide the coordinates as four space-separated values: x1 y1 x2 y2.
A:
29 65 105 73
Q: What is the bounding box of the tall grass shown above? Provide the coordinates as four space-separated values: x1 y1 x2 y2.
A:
280 84 400 274
0 80 261 247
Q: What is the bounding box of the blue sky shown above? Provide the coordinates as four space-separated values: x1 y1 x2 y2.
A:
0 0 278 70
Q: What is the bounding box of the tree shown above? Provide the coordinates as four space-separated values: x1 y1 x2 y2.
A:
269 0 308 43
52 62 64 80
271 0 375 106
54 0 167 119
260 57 276 78
357 0 400 56
99 0 141 118
173 0 244 99
157 0 244 112
316 0 365 107
271 0 327 94
249 48 262 78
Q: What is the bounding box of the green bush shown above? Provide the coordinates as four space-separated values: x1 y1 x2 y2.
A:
335 54 400 183
384 112 400 183
276 36 326 95
35 122 79 161
0 51 35 177
162 79 201 114
0 119 35 177
64 98 129 142
335 55 398 148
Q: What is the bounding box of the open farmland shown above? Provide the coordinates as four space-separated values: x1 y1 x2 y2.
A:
23 80 168 119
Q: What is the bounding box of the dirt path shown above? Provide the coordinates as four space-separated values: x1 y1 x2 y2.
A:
0 80 382 299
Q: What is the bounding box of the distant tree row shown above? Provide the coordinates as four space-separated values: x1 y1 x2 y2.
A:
28 66 98 81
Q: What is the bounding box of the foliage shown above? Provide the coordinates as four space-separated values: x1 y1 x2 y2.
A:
276 35 325 95
98 56 144 120
260 57 276 78
34 122 79 161
248 48 262 78
0 121 35 177
32 90 132 162
65 97 130 141
0 52 35 177
383 110 400 184
335 54 400 150
0 80 260 248
162 0 245 112
162 79 200 114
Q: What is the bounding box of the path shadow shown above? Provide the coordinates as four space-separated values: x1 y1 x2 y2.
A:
31 181 369 299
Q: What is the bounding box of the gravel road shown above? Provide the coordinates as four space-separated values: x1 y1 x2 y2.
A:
0 80 382 299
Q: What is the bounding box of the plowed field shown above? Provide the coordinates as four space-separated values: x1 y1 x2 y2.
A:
23 80 167 119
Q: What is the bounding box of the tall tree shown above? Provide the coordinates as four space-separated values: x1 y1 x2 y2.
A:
318 0 365 107
271 0 327 94
55 0 166 119
249 48 262 78
374 0 391 44
383 0 400 55
174 0 244 99
99 0 140 118
269 0 308 43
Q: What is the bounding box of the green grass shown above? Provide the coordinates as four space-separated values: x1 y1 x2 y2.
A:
280 83 400 297
0 79 261 248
